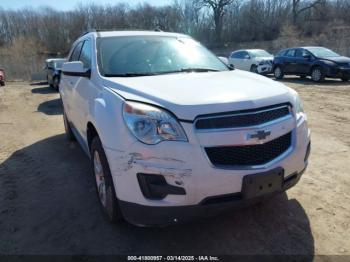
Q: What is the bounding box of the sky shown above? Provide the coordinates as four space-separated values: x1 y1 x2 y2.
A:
0 0 172 11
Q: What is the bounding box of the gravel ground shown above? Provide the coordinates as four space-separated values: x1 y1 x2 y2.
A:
0 78 349 255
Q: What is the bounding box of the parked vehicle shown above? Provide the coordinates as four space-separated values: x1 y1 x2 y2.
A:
228 49 274 74
60 31 310 226
0 68 5 86
44 58 66 90
273 46 350 82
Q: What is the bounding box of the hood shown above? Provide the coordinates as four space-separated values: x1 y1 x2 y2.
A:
103 70 294 120
319 56 350 64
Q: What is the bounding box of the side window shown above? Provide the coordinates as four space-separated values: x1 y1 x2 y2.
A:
295 49 303 58
242 51 250 59
79 40 92 69
231 52 241 59
231 51 244 59
286 49 296 57
69 41 84 62
277 50 287 56
296 49 312 58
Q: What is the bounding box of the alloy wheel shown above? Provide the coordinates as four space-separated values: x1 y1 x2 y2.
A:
312 68 322 82
274 67 282 78
94 151 107 207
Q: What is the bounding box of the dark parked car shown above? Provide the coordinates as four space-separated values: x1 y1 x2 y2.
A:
273 46 350 82
0 68 5 86
44 58 66 90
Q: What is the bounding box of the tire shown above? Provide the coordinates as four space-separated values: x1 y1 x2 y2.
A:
274 66 284 80
300 74 307 79
0 81 4 86
52 76 60 90
311 66 324 82
250 65 258 74
90 136 123 223
341 77 349 82
63 111 76 141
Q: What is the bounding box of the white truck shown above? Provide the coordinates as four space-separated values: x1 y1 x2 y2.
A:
60 30 310 226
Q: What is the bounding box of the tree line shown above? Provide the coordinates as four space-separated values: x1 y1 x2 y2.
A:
0 0 350 79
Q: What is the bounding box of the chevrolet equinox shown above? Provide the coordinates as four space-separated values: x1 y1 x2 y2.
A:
60 31 311 226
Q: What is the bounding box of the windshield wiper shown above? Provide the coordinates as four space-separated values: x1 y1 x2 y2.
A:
157 68 220 75
147 68 221 76
104 72 155 77
104 68 220 77
179 68 220 72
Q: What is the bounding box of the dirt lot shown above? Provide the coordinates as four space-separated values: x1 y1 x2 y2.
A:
0 79 349 256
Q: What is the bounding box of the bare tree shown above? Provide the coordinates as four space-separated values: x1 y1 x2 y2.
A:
292 0 324 25
195 0 235 42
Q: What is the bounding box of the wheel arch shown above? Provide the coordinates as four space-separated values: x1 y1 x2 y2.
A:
309 63 324 75
87 122 99 152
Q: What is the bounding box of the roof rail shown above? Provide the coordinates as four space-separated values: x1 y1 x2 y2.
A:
80 29 97 37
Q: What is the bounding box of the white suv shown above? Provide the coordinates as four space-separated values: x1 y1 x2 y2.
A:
228 49 274 74
60 31 310 226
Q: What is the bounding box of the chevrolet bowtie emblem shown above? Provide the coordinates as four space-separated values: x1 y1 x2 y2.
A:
248 130 271 141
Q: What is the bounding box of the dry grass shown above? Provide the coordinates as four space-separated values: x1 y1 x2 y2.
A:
0 37 45 81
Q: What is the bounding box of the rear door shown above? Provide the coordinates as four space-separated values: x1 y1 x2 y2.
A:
229 51 245 70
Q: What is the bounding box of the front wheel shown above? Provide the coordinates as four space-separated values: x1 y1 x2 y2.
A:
341 77 349 82
91 136 123 223
250 65 258 74
274 66 284 80
52 76 60 90
311 67 324 82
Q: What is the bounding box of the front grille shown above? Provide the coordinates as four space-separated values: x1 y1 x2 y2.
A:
205 132 292 167
195 104 290 130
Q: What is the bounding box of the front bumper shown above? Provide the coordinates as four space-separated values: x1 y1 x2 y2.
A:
104 112 310 225
119 165 307 226
326 67 350 78
257 64 273 74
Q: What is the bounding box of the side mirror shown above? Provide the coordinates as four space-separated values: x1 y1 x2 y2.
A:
244 55 250 60
303 54 311 60
218 56 229 65
62 61 91 78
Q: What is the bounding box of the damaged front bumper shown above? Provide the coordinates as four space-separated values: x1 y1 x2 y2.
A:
103 113 310 226
118 166 307 226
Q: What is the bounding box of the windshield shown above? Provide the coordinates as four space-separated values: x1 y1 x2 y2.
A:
306 47 340 57
250 50 272 57
97 36 228 76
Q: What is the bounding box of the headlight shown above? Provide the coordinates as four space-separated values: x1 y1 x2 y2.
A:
258 60 269 65
122 101 188 145
323 60 338 67
295 94 304 114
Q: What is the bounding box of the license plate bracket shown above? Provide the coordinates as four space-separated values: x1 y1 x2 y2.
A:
242 168 284 199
